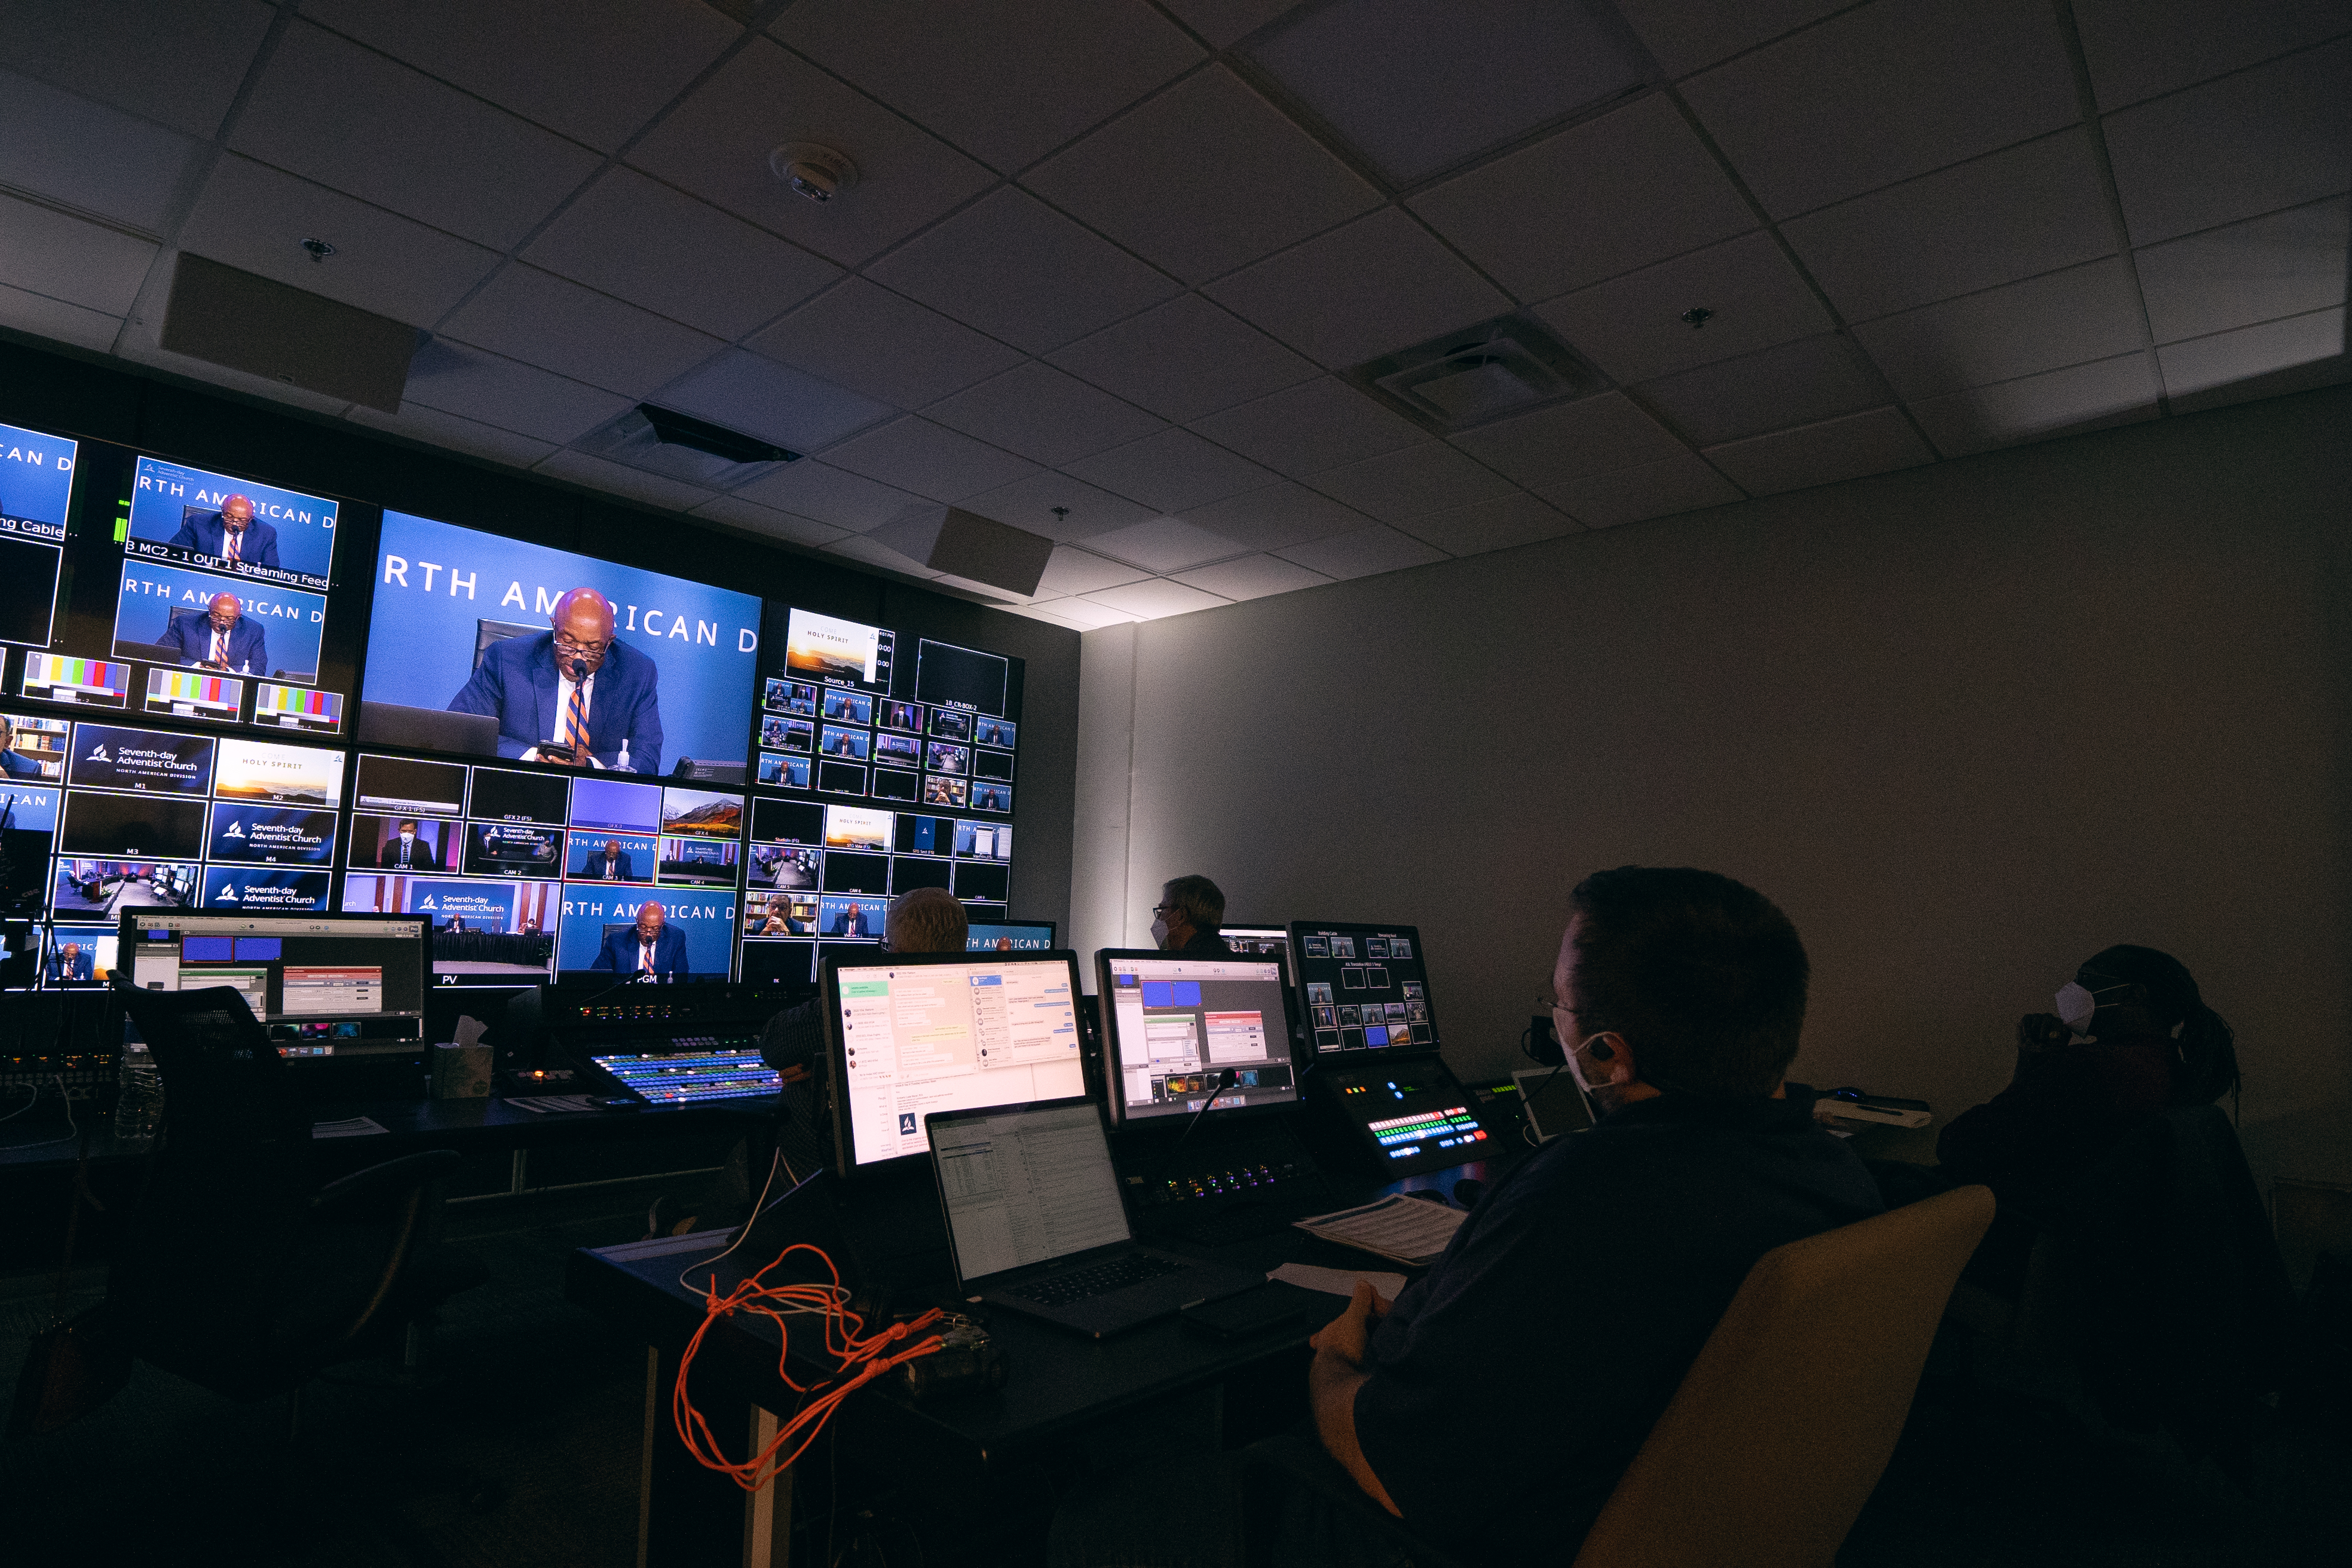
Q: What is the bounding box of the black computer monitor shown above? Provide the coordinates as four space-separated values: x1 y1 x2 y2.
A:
965 918 1055 953
1217 923 1293 982
820 948 1087 1174
1094 947 1299 1127
1286 921 1437 1055
115 909 432 1051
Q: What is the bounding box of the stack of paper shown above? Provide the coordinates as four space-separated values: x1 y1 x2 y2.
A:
1292 1194 1467 1267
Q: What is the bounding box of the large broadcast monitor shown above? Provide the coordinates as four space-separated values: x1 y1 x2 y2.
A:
967 919 1055 953
1287 920 1438 1055
1095 948 1298 1126
116 910 431 1049
821 949 1085 1173
355 510 760 777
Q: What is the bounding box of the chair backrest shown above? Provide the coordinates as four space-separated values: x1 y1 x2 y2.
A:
473 618 540 670
1572 1185 1995 1568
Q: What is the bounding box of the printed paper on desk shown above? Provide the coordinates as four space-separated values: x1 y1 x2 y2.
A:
1293 1193 1468 1268
1268 1262 1408 1300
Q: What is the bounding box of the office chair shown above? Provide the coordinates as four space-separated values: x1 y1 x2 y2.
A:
1946 1104 2296 1479
1239 1186 1995 1568
472 618 540 670
102 985 486 1420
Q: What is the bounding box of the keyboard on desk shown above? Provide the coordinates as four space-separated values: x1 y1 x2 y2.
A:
1009 1251 1187 1307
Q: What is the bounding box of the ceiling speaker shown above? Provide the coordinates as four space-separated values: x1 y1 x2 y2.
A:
868 506 1055 598
159 252 418 412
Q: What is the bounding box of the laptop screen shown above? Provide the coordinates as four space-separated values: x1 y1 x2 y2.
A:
932 1100 1131 1284
831 953 1086 1167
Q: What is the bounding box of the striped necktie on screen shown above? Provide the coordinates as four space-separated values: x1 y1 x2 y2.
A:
564 677 589 754
224 527 240 562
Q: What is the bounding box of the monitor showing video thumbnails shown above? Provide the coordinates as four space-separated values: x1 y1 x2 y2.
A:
1096 950 1298 1125
1288 921 1438 1055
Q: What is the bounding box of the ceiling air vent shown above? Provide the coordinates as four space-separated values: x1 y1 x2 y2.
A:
1349 314 1607 433
577 403 802 488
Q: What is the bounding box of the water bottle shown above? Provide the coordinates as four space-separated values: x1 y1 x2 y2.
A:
113 1040 164 1142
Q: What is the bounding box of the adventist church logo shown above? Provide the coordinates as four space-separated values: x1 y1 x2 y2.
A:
214 880 240 901
225 822 246 837
419 895 438 909
85 743 111 762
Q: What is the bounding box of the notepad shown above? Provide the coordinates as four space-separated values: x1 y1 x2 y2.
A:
1292 1193 1467 1267
311 1116 388 1138
1267 1262 1409 1300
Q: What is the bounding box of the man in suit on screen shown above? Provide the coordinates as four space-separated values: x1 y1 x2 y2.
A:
581 838 635 880
590 901 690 976
49 940 93 982
170 493 280 568
0 715 47 778
161 592 270 674
828 900 871 938
446 587 662 774
376 820 438 871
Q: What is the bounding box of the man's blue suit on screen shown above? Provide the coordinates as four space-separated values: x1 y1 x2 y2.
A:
160 612 270 674
0 749 44 778
446 633 663 774
170 512 281 568
578 849 635 880
590 924 689 976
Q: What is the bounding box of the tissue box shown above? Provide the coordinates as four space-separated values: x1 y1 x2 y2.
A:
431 1041 492 1099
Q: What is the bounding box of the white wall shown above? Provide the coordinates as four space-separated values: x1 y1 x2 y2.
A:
1071 385 2352 1191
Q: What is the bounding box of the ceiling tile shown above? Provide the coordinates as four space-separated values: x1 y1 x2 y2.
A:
818 416 1042 504
0 193 157 316
866 188 1181 356
747 277 1024 409
1046 294 1318 422
0 67 200 232
304 0 739 152
1064 427 1276 513
343 400 557 470
521 168 841 341
228 22 601 250
922 362 1165 467
531 449 716 513
1273 523 1447 581
2157 305 2352 411
690 494 848 549
730 459 927 532
1852 259 2146 402
1032 595 1141 628
1392 491 1578 556
178 156 502 327
1183 480 1370 551
1081 517 1250 572
403 338 633 445
1781 131 2115 322
2 0 274 139
1528 449 1744 527
1306 442 1518 523
1159 0 1298 47
1035 546 1153 596
1408 95 1756 302
1246 0 1651 187
2073 0 2352 111
1082 577 1232 619
1613 0 1854 79
627 38 997 269
1701 406 1934 495
2134 197 2350 345
1906 353 2160 457
0 279 121 351
652 350 896 454
1533 231 1833 384
1446 390 1691 486
956 470 1158 540
2103 40 2352 247
1204 207 1512 369
1186 376 1428 478
1639 333 1886 446
1171 552 1334 601
1680 0 2079 219
437 265 727 399
777 0 1199 174
1023 66 1382 286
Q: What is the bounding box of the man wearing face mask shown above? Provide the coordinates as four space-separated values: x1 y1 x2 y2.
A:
1150 874 1230 955
375 819 438 871
1051 866 1882 1568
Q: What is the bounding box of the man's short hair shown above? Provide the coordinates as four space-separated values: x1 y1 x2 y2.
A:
1567 866 1808 1100
1161 874 1225 933
887 886 969 954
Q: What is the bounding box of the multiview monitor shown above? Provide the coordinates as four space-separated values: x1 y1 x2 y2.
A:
1287 920 1438 1055
1096 949 1298 1126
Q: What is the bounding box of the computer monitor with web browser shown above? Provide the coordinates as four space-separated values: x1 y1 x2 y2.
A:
117 910 430 1052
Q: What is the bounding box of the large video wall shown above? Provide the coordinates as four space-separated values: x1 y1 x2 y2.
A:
0 416 1028 990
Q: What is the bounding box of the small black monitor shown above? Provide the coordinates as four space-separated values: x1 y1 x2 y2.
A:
1287 920 1437 1056
117 909 432 1051
1094 947 1299 1126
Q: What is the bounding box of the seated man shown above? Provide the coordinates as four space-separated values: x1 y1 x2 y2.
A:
1152 873 1232 955
579 838 635 880
1052 866 1884 1567
161 593 268 674
589 901 689 977
446 587 663 773
170 492 279 568
0 714 47 777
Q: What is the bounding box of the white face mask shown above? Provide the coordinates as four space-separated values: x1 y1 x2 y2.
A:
1150 917 1170 947
400 830 416 841
1567 1033 1618 1096
2055 979 2130 1035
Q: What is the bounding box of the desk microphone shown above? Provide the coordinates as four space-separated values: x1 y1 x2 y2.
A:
1175 1068 1236 1151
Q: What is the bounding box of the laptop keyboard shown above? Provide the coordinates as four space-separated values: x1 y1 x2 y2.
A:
1009 1251 1186 1307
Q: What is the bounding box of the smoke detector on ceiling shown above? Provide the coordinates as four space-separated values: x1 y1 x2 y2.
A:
770 142 859 203
1349 314 1606 431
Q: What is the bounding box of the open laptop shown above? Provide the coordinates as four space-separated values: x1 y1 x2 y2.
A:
356 701 501 756
925 1097 1263 1338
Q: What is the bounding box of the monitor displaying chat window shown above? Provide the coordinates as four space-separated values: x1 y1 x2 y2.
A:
118 912 430 1046
1098 950 1298 1125
356 510 759 777
824 951 1085 1170
1288 921 1438 1055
